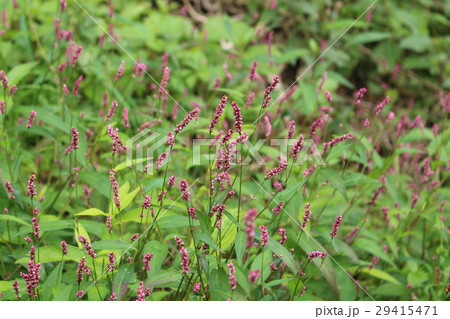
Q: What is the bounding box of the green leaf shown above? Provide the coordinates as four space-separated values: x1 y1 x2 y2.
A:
349 32 391 46
76 208 109 216
194 232 224 253
353 238 396 268
113 264 136 297
43 261 64 300
235 231 246 266
156 215 199 228
142 240 169 275
350 267 400 285
319 167 348 201
261 232 298 274
0 214 30 226
7 62 38 84
146 270 181 289
266 277 294 287
400 34 432 52
92 240 134 251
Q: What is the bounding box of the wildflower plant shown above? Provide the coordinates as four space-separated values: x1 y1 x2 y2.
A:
0 0 448 303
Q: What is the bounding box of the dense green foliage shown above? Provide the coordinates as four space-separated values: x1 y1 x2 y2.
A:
0 0 449 301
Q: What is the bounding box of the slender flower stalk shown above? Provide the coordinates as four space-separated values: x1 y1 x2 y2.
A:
324 90 332 102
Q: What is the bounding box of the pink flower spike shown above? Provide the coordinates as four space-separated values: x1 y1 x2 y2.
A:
27 174 36 198
374 96 390 115
105 100 119 121
60 241 68 255
136 281 145 301
122 107 130 128
114 60 125 81
307 251 326 262
278 227 287 244
143 253 154 271
65 127 80 154
231 101 243 134
174 107 199 133
249 61 257 80
158 67 170 98
192 282 201 293
209 95 228 133
324 90 332 102
244 208 258 248
330 215 343 238
227 262 237 290
287 120 295 139
354 88 367 105
72 75 83 96
260 225 269 246
26 110 37 128
248 270 261 284
8 84 17 96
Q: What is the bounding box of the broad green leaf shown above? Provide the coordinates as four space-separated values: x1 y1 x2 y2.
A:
353 238 396 268
92 240 134 251
7 62 38 84
319 167 348 201
349 32 391 46
235 231 246 266
0 214 30 226
350 267 400 285
156 215 199 228
194 232 224 253
142 240 169 275
76 208 109 217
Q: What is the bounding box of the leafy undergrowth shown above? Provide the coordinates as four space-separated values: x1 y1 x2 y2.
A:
0 0 449 301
